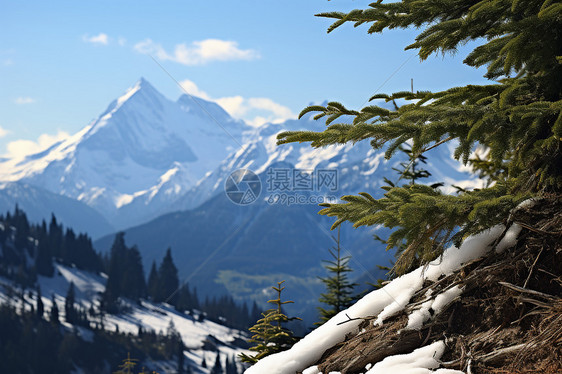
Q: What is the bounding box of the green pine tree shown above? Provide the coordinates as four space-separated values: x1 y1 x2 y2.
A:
225 355 239 374
64 282 77 324
390 144 435 187
156 248 179 305
277 0 562 275
147 261 159 301
103 232 127 311
210 353 222 374
114 352 138 374
240 281 301 365
375 143 442 275
36 220 54 277
36 284 44 319
50 294 59 325
316 226 358 325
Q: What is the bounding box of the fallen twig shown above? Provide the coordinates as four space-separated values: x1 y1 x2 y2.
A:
498 281 556 300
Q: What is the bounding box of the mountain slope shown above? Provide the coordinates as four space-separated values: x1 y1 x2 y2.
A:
172 112 483 212
94 171 397 322
0 182 114 238
0 262 249 373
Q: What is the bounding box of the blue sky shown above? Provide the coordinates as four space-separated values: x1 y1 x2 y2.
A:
0 0 489 159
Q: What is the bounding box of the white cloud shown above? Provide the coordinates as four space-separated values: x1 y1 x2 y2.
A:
178 79 296 127
247 98 295 121
5 131 69 159
0 126 9 138
14 97 35 105
217 96 296 127
118 37 127 46
83 33 109 45
134 38 259 65
179 79 211 100
215 96 246 117
180 79 296 127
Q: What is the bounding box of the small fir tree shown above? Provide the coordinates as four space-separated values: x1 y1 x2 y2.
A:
390 144 435 186
226 354 239 374
36 284 44 319
114 352 138 374
240 281 301 364
177 339 185 374
36 221 54 277
156 248 179 305
64 282 77 324
147 261 159 301
50 294 59 325
316 226 358 325
210 353 222 374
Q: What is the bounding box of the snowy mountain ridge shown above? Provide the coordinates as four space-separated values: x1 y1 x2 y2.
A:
0 78 251 231
0 78 482 236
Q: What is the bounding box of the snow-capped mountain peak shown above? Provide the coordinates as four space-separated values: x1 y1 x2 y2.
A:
0 78 251 230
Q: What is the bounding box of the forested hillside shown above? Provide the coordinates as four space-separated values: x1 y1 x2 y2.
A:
0 206 257 373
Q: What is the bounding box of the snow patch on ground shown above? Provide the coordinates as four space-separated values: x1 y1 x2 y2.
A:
365 341 464 374
245 224 521 374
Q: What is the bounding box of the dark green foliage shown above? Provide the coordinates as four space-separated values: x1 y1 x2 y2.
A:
147 261 159 300
36 284 44 319
64 282 77 324
114 353 139 374
0 302 161 373
225 355 239 374
48 214 63 258
0 303 61 373
202 294 256 330
36 220 54 276
12 204 30 251
156 248 179 304
317 227 358 325
176 284 200 312
277 0 561 274
104 233 128 311
123 245 148 301
103 233 147 312
391 144 434 186
240 281 301 364
0 268 198 373
0 206 102 287
210 353 222 374
177 339 185 374
50 294 59 324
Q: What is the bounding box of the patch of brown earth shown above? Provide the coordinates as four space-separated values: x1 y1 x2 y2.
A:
312 197 562 374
